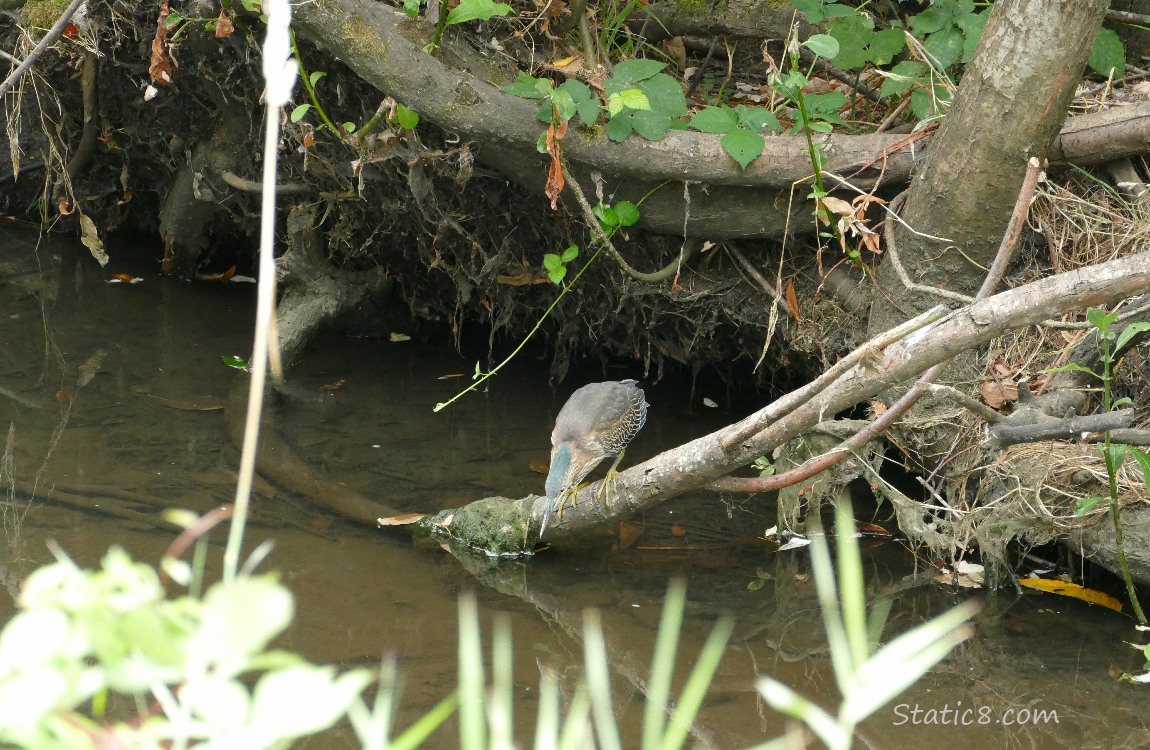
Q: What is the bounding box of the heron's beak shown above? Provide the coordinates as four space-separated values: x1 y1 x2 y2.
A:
540 443 573 537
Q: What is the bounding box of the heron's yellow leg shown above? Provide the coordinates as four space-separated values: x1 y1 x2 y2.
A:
596 449 627 504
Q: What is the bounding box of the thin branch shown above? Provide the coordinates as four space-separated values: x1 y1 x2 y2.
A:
0 0 86 98
719 304 948 452
563 164 700 282
923 383 1003 423
977 156 1044 297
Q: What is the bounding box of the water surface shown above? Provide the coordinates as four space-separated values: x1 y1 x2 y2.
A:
0 227 1145 749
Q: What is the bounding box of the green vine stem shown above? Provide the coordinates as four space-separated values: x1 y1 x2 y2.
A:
432 242 605 413
289 29 344 139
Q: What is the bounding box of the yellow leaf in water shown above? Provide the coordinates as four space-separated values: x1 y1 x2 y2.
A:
390 332 411 342
78 213 110 267
1018 578 1124 613
377 513 427 526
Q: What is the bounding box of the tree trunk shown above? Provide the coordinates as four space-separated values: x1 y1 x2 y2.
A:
870 0 1110 333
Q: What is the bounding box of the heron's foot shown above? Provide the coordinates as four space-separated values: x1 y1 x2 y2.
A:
554 485 579 519
596 468 621 505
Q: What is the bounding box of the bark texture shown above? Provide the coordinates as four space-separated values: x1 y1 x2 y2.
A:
871 0 1110 326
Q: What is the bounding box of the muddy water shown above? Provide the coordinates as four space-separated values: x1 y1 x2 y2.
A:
1 227 1147 749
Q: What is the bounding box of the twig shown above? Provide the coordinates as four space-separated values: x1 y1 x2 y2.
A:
977 157 1044 297
719 304 948 452
221 169 313 195
992 409 1135 447
563 165 700 282
0 0 86 98
714 156 1044 493
882 209 974 305
923 383 1002 423
726 244 790 315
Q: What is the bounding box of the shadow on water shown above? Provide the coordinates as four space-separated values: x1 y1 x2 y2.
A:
1 226 1148 748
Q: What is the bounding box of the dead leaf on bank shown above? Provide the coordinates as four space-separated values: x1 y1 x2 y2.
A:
378 512 428 526
784 278 800 320
214 8 234 38
1018 577 1124 613
552 54 578 68
544 118 568 209
979 380 1018 409
149 1 175 85
496 271 537 286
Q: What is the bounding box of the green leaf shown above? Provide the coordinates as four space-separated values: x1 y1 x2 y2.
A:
613 201 640 227
791 0 827 23
594 205 620 229
910 86 947 120
1045 362 1101 380
548 267 566 284
403 0 420 17
550 88 577 122
504 72 548 99
630 109 673 140
721 127 765 170
805 91 849 117
394 104 419 129
309 70 326 87
575 98 600 125
827 16 874 69
803 34 841 61
741 106 781 132
1074 496 1108 516
195 576 294 670
249 665 374 743
923 27 964 70
880 61 927 99
1087 306 1119 337
869 28 906 66
445 0 512 26
289 103 311 123
1089 27 1126 79
535 130 548 153
909 6 949 35
542 254 562 271
611 58 666 87
1115 322 1150 352
1129 447 1150 497
558 78 592 104
640 73 688 117
604 114 634 142
342 122 356 133
957 11 987 63
689 105 739 134
618 87 651 111
222 354 249 370
560 243 579 262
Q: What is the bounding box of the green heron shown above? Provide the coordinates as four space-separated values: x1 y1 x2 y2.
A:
540 379 648 535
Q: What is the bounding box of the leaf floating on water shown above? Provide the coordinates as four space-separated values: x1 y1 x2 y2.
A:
777 535 811 551
936 560 984 588
222 354 250 371
377 513 427 526
702 397 718 408
320 379 345 392
390 332 411 342
107 274 144 284
612 522 643 550
669 524 686 537
1018 578 1124 613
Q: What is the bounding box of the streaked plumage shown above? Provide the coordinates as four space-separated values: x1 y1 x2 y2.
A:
540 380 648 536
